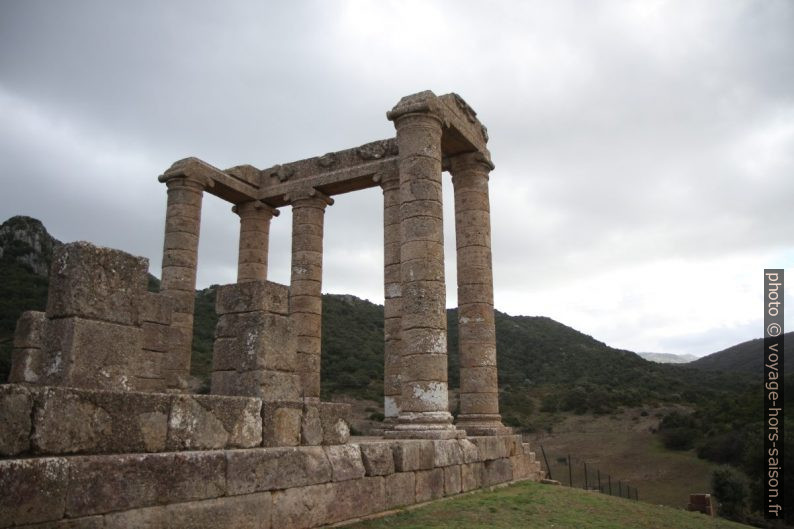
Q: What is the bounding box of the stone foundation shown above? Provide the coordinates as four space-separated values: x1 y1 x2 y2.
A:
0 432 542 528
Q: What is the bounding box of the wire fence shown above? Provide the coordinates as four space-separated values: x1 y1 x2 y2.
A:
539 445 639 501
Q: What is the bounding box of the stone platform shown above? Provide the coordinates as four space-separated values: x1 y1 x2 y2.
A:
0 433 542 528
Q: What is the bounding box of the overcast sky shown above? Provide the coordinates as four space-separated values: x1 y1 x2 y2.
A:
1 1 792 357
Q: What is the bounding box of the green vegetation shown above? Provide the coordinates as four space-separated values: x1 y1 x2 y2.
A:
349 480 751 529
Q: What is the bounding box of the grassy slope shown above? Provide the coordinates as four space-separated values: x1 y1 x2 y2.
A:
349 480 750 529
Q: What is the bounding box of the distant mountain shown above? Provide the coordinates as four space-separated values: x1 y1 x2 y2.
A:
689 334 793 375
638 352 698 364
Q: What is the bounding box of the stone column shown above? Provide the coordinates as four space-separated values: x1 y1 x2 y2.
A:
234 200 279 283
449 152 508 435
385 93 460 439
288 188 332 403
158 173 205 390
380 170 402 423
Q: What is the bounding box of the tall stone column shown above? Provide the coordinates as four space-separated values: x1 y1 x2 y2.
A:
449 152 509 435
158 174 205 390
385 92 460 439
288 188 332 403
380 170 402 423
234 200 279 283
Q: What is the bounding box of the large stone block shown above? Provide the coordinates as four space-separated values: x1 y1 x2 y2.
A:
211 370 301 401
9 347 44 384
384 472 416 509
41 317 143 391
359 442 395 476
104 492 272 529
226 447 332 495
469 436 509 461
32 387 170 454
261 401 302 447
140 292 173 325
328 477 385 524
433 439 463 467
461 462 483 492
212 314 296 372
167 395 262 450
215 281 289 316
458 438 480 463
13 310 46 348
444 465 462 496
325 444 366 482
0 384 34 456
0 457 68 527
300 404 323 446
318 402 351 445
415 468 444 503
66 452 227 517
392 440 435 471
271 483 334 529
482 457 513 486
46 242 147 325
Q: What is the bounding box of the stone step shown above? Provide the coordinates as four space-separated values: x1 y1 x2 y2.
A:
0 384 351 457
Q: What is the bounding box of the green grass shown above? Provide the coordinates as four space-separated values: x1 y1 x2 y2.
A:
349 481 750 529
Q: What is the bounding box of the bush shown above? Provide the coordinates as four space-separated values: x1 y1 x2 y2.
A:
711 466 747 519
661 427 698 450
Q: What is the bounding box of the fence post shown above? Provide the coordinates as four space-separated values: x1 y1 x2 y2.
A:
597 469 602 493
540 445 553 481
608 475 612 495
618 480 622 497
568 454 573 487
583 462 588 490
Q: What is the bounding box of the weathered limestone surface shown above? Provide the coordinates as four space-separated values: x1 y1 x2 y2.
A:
8 310 46 384
235 200 278 283
0 384 34 456
381 170 402 423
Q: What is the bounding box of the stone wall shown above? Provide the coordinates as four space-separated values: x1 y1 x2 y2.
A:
0 432 542 528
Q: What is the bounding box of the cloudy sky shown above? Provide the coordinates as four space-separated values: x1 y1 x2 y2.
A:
1 1 792 357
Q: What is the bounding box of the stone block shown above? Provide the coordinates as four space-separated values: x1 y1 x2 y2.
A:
211 370 301 401
0 384 34 456
141 321 176 353
433 439 463 467
461 462 483 492
360 442 395 476
511 455 531 480
216 281 289 316
104 492 272 529
325 444 366 482
300 404 323 446
506 435 523 456
402 353 447 380
444 465 462 496
392 439 435 471
32 386 170 454
458 438 480 463
459 366 498 394
41 317 143 391
385 472 416 509
0 457 68 527
318 402 351 445
66 451 227 517
415 468 444 503
469 436 510 461
271 483 334 529
226 447 332 494
9 347 44 383
46 242 147 325
483 458 513 486
140 292 173 325
13 310 46 348
212 314 296 372
167 394 262 450
328 477 385 524
262 401 302 447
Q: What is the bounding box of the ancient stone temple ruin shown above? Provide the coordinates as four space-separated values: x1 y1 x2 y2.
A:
1 91 543 528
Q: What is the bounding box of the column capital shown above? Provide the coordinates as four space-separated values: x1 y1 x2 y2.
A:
375 169 400 193
448 151 495 174
285 187 334 207
386 90 444 125
232 200 280 218
158 157 215 190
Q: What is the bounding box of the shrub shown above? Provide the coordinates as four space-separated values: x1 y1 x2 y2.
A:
711 466 747 519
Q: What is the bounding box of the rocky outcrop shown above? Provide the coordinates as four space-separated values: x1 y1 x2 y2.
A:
0 215 61 276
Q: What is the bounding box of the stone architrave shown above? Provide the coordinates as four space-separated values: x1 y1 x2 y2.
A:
385 92 460 439
234 201 279 283
449 152 508 435
157 172 207 391
288 188 333 403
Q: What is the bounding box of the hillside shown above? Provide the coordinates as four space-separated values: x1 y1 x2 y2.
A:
349 479 752 529
639 352 698 364
689 334 793 375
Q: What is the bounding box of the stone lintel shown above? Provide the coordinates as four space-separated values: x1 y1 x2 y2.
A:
159 157 259 204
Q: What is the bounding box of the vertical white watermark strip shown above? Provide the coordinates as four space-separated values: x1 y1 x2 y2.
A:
764 269 784 520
